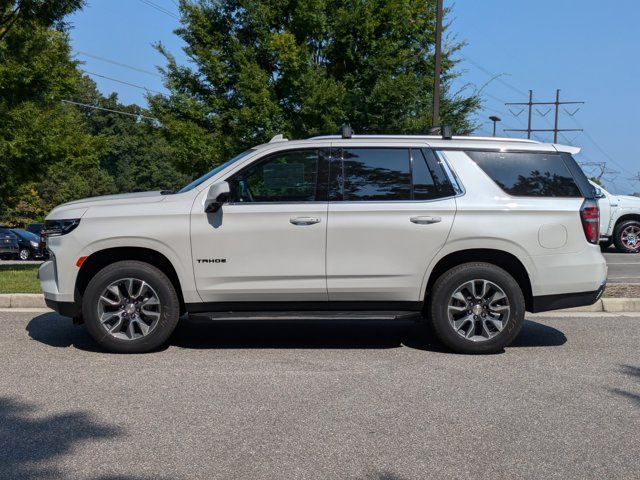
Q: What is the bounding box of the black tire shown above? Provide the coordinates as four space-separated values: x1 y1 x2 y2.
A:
613 220 640 253
19 248 31 261
429 262 525 354
82 260 180 353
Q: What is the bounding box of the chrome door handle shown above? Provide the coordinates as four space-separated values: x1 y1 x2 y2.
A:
290 217 321 226
410 216 442 225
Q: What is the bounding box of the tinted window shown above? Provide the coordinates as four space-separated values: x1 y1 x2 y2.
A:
229 149 320 202
341 148 411 201
467 151 582 197
413 149 455 200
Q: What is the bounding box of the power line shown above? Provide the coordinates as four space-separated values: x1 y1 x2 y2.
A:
504 89 583 142
61 99 158 121
76 51 161 77
461 55 528 97
137 0 179 19
81 70 166 96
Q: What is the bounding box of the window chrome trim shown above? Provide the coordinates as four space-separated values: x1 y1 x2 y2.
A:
435 150 466 197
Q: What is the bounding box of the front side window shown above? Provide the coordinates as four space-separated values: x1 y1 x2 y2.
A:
467 151 582 197
229 149 321 202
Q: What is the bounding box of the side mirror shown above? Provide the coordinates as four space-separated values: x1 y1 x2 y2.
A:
594 187 605 199
205 181 230 213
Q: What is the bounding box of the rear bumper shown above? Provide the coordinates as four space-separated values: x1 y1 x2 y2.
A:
530 281 606 313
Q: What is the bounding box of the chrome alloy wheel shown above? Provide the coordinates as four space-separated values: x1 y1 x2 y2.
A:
621 225 640 251
447 279 510 342
97 278 161 340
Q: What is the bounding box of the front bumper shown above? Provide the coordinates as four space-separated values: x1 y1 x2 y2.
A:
45 298 81 318
530 281 606 313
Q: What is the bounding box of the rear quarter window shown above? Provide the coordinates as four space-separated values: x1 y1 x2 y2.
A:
466 151 582 197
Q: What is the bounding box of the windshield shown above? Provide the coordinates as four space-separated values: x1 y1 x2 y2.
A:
11 229 38 241
177 148 256 194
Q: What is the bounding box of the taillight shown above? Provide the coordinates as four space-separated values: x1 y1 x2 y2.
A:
580 199 600 245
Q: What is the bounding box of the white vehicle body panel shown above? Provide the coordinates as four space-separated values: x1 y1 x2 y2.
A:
592 181 640 238
39 135 607 314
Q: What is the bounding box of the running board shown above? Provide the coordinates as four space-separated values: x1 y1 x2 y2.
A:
191 311 424 322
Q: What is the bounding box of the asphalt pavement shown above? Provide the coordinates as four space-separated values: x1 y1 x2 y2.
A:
603 250 640 284
0 311 638 480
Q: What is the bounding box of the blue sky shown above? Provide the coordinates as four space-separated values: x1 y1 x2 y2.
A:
69 0 640 194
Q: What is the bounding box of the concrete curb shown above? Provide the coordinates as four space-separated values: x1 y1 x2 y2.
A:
0 294 47 309
0 294 638 313
561 298 640 313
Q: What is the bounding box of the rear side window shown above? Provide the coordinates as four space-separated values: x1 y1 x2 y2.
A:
333 148 455 201
413 149 456 200
342 148 412 201
467 151 582 197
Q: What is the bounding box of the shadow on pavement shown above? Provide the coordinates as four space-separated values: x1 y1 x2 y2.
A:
0 397 121 479
610 365 640 407
27 313 566 353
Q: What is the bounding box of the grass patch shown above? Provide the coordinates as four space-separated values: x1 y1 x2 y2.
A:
0 264 41 294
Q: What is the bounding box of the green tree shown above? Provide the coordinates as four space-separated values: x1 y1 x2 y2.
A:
71 78 188 193
0 0 117 224
151 0 480 178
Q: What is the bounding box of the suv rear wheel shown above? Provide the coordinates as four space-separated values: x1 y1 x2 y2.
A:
82 260 180 353
429 262 525 354
613 220 640 253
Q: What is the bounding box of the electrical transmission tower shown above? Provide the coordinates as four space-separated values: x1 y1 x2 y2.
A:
579 162 619 182
504 89 584 143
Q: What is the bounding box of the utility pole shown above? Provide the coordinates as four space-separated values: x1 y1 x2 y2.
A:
432 0 443 127
504 89 584 142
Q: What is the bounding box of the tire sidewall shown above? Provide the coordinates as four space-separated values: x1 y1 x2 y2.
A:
430 263 525 354
614 220 640 253
82 261 180 353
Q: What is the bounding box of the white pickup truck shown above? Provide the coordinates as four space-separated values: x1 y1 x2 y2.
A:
592 181 640 253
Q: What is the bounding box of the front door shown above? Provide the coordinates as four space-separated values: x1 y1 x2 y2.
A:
326 146 456 304
191 148 329 304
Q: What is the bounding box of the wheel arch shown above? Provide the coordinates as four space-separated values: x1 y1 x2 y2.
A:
614 214 640 229
424 249 534 312
75 247 186 314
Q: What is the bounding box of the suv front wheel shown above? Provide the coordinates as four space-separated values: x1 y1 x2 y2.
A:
82 261 180 353
429 262 525 354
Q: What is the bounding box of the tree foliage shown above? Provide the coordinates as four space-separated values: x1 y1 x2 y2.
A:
0 0 481 226
151 0 480 177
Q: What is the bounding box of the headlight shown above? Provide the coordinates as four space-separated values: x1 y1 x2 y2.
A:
43 219 81 237
30 241 39 248
40 219 81 250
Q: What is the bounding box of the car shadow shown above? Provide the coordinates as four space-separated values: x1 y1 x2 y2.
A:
0 396 124 479
27 313 566 353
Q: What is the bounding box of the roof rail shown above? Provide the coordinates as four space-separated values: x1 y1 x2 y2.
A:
307 134 540 143
269 134 288 143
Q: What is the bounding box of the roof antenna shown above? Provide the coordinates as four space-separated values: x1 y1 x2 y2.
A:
339 123 353 139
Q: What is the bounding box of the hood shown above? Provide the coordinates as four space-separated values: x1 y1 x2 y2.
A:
47 191 166 220
617 194 640 206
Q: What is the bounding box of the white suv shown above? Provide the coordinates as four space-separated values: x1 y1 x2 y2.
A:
591 181 640 253
39 131 607 354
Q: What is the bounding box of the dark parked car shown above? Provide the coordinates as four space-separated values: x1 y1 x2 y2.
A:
0 227 19 260
10 228 48 260
27 223 44 237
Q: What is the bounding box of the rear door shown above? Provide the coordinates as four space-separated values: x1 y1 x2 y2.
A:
326 145 457 305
